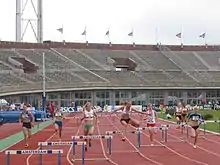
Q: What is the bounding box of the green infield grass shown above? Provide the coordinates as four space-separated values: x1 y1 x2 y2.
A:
158 110 220 133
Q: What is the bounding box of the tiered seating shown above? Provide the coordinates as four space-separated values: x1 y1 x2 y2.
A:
0 72 27 86
93 70 145 86
0 49 19 63
0 62 11 71
56 49 102 70
46 71 82 84
174 52 208 70
198 51 220 69
207 71 220 82
83 49 151 70
137 71 170 81
16 49 43 66
1 46 220 93
134 51 180 70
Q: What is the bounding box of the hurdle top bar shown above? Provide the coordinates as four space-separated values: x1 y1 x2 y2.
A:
106 130 141 135
5 150 63 155
97 114 117 117
65 116 80 119
72 135 113 139
38 141 86 146
204 120 220 123
136 126 168 131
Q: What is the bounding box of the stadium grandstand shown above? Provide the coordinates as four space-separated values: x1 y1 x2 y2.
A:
0 41 220 108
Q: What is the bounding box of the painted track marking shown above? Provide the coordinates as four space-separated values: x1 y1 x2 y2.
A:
106 116 163 165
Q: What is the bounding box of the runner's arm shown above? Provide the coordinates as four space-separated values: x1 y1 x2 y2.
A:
94 112 99 124
111 107 123 114
131 108 146 115
19 113 22 124
28 112 35 126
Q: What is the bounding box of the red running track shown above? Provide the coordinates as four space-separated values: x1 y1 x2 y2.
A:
0 123 22 139
1 113 220 165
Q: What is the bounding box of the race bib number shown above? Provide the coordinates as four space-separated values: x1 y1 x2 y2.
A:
147 117 155 123
192 116 199 121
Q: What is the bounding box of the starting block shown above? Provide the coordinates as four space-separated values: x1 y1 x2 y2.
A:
5 149 63 165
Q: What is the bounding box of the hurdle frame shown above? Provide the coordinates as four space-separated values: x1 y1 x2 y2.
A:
105 130 140 154
162 124 189 143
136 126 166 148
38 141 86 165
71 135 112 164
200 120 220 137
5 149 63 165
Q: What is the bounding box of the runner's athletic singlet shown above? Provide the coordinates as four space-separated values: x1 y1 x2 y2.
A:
176 107 182 116
182 108 188 114
54 111 63 121
21 111 31 123
189 113 203 125
55 112 62 117
84 109 94 120
146 110 156 124
122 106 132 115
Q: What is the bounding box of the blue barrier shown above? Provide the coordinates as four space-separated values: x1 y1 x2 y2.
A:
5 149 63 165
0 110 47 124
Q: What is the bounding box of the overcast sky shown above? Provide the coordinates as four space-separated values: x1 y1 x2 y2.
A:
0 0 220 45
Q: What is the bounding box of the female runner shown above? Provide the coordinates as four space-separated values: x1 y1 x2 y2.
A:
175 102 183 129
145 103 158 145
53 107 64 141
111 101 146 141
181 103 188 124
81 102 98 151
187 106 204 148
19 105 35 148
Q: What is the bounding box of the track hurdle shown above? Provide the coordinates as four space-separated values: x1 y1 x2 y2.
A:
136 126 167 148
71 135 112 164
161 124 188 143
5 149 63 165
97 114 117 117
105 130 141 153
200 120 220 136
38 141 86 165
65 116 81 125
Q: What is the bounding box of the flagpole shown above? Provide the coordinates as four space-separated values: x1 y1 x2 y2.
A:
204 30 207 46
181 28 183 45
85 26 87 43
155 27 159 44
42 53 46 112
61 24 64 42
107 28 110 43
132 29 134 44
108 32 110 43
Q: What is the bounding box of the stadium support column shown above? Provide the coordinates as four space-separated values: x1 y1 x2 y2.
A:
37 0 43 43
42 53 46 112
16 0 22 42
